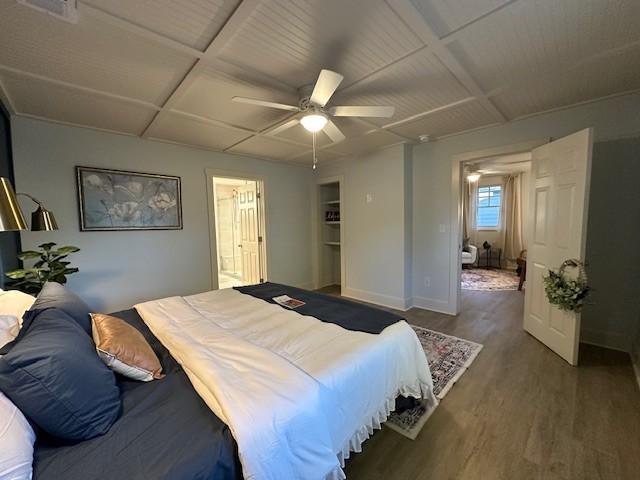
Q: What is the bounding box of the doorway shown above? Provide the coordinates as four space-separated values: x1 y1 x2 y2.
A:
450 130 594 365
449 140 546 315
210 176 266 289
459 152 532 293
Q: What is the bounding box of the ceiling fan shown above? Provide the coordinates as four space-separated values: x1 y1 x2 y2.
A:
232 69 395 168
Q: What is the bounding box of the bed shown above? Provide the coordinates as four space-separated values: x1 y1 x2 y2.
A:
34 283 436 480
33 308 242 480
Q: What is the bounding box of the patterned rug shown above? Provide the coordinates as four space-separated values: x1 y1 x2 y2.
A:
385 326 483 439
461 268 519 291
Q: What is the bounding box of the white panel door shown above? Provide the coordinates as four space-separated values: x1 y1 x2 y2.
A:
523 128 593 365
238 184 260 285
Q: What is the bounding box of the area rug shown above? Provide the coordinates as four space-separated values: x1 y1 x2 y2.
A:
385 326 483 439
461 268 519 291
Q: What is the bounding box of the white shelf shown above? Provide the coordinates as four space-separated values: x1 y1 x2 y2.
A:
324 200 340 205
324 241 340 246
325 221 340 225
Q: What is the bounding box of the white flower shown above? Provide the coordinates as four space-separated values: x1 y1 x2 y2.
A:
83 174 113 194
124 182 143 196
84 174 103 188
148 193 176 212
108 202 141 222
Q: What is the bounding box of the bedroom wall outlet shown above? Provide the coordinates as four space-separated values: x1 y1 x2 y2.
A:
439 223 446 233
366 193 374 203
424 276 431 288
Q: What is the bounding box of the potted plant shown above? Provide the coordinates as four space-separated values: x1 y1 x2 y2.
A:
5 242 80 295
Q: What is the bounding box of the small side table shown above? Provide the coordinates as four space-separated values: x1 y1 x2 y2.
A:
479 247 502 269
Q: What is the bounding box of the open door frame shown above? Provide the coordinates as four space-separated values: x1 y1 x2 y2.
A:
448 139 548 315
205 168 268 290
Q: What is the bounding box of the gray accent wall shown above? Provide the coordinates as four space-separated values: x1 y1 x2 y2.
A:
581 137 640 351
0 101 20 288
11 117 313 312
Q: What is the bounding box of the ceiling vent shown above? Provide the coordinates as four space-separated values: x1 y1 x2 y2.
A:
17 0 78 24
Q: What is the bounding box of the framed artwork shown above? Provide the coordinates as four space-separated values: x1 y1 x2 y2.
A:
76 166 182 231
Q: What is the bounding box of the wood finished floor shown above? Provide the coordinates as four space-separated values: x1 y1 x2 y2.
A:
318 287 640 480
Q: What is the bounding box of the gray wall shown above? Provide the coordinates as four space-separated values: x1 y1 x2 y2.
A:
412 92 640 315
581 137 640 351
317 144 413 309
11 117 313 312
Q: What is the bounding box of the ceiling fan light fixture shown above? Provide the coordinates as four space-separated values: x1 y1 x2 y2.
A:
300 113 327 133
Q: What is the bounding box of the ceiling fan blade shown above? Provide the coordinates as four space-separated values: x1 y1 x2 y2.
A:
329 105 395 117
267 118 300 136
232 96 299 112
309 70 344 107
323 119 346 143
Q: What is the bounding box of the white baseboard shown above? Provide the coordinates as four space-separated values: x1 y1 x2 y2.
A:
341 287 411 311
580 327 631 353
410 295 457 316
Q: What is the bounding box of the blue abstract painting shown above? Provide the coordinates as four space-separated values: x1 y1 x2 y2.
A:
76 167 182 230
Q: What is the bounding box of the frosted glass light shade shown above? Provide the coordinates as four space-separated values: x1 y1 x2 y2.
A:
300 114 327 132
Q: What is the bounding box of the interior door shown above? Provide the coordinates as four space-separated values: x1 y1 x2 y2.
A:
523 128 593 365
237 184 260 285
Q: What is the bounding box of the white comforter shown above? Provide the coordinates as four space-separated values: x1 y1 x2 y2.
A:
135 288 435 480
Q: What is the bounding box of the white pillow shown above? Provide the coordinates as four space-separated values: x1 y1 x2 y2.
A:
0 291 35 325
0 291 35 350
0 315 20 350
0 392 35 480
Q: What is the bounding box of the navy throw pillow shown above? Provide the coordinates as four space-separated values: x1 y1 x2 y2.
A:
30 282 92 334
0 308 121 441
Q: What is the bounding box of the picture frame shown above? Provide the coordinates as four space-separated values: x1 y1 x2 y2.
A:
76 166 183 231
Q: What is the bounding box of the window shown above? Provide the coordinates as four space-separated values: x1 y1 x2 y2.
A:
477 184 501 229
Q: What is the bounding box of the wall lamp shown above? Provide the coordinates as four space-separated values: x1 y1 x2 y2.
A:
0 177 58 231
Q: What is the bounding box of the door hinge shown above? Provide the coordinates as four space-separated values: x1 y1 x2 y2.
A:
260 278 264 283
256 192 261 199
258 236 263 242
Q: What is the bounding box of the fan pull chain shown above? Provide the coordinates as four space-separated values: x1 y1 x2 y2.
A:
312 131 318 170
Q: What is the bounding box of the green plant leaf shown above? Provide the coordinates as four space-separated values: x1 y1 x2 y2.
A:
5 269 29 279
55 246 80 255
17 251 42 260
38 242 57 251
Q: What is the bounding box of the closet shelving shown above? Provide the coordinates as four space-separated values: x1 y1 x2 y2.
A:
318 181 341 289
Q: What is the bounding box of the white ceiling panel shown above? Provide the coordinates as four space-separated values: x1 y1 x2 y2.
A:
2 73 156 135
0 1 194 104
218 0 424 88
449 0 640 92
173 65 298 131
389 100 496 139
333 50 471 127
331 131 405 157
410 0 512 37
146 112 252 150
491 45 640 119
83 0 240 51
228 136 307 160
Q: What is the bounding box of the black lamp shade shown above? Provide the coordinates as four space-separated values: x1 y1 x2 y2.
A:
31 206 58 231
0 177 27 231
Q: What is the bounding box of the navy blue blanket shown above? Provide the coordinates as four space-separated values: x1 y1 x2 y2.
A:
33 309 242 480
235 282 403 334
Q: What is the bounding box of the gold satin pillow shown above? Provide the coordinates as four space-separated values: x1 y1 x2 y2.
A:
91 313 164 382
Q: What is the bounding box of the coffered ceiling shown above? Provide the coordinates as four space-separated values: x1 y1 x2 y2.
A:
0 0 638 165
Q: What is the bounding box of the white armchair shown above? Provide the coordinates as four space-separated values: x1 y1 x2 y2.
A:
462 244 477 266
